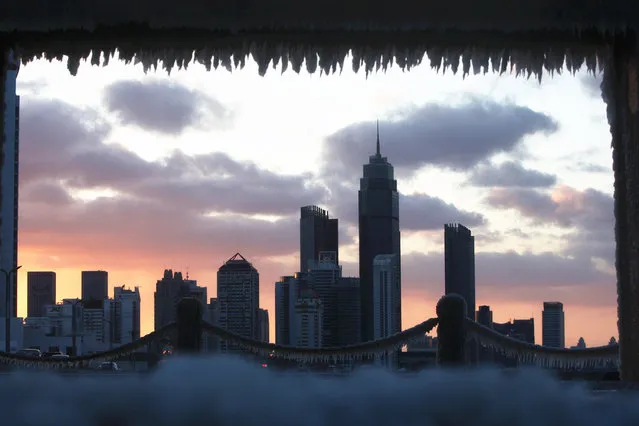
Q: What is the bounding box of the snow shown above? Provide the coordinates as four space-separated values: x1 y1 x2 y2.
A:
1 356 637 426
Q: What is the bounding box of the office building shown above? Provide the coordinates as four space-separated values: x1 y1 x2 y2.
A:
27 271 56 317
154 269 204 330
494 318 535 344
358 123 400 342
0 51 20 318
444 223 476 318
294 289 323 348
258 308 269 343
336 277 361 345
275 276 295 345
300 205 338 272
81 270 108 301
113 285 140 344
372 254 401 340
542 301 565 348
217 253 260 352
308 251 341 347
82 299 113 349
476 305 493 328
205 298 221 352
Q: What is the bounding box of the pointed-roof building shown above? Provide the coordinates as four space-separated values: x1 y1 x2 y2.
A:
358 122 401 343
217 253 260 352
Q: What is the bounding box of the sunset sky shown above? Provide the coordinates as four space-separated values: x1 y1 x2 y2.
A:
13 54 615 346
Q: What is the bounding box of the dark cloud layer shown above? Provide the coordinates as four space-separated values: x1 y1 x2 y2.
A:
327 185 485 232
322 99 558 180
19 98 327 267
103 80 233 134
401 251 615 307
468 161 557 188
485 185 614 265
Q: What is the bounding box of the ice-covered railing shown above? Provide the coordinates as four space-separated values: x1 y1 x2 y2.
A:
466 319 619 370
0 295 620 371
0 323 177 369
201 317 439 363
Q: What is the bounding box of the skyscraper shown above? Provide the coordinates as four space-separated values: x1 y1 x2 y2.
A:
372 254 401 339
27 271 56 317
217 253 260 352
307 251 341 347
0 51 20 319
113 285 141 344
542 301 565 348
336 277 361 346
300 205 338 272
476 305 493 328
81 270 108 301
275 275 295 345
358 122 400 343
444 223 476 318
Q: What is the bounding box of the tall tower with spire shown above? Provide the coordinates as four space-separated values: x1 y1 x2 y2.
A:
358 122 401 343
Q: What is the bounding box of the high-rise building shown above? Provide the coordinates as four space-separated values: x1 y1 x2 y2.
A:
300 205 338 272
294 289 323 348
476 305 493 328
494 318 535 344
27 271 56 317
205 298 221 352
358 123 400 342
308 251 341 347
81 270 108 301
0 52 20 319
82 299 113 349
154 269 206 330
258 308 269 343
217 253 260 352
113 285 140 344
183 278 208 309
372 254 401 339
336 277 361 345
542 301 565 348
444 223 476 319
275 275 295 345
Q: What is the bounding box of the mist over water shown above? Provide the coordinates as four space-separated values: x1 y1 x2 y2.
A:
0 356 637 426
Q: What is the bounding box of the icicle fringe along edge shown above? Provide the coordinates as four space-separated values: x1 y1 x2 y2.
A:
0 323 177 369
6 37 609 79
465 319 619 370
201 318 439 363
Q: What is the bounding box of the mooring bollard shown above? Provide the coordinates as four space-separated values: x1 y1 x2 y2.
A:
176 297 203 353
436 294 467 367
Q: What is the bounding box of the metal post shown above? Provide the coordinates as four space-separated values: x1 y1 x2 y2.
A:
436 294 467 367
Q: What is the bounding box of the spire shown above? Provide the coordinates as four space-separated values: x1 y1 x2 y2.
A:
376 119 381 156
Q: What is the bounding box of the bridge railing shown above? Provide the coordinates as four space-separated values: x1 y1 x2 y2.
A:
0 295 620 372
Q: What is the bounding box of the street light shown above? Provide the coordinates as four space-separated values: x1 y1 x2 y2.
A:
1 265 22 353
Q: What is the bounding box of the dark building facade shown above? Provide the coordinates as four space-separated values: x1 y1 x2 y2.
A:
358 126 400 343
27 271 56 317
542 301 565 348
444 224 475 319
300 205 338 272
337 277 361 346
476 305 493 328
494 318 535 344
217 253 260 352
81 270 108 301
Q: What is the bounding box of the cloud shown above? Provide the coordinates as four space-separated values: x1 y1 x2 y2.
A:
321 99 558 181
485 185 614 265
579 73 603 98
402 250 615 307
468 161 557 188
18 99 331 269
327 184 485 232
103 80 233 134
